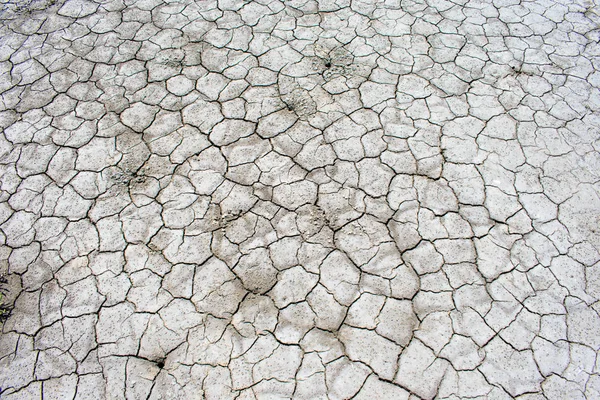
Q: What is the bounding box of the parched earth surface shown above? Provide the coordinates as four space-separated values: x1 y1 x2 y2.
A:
0 0 600 398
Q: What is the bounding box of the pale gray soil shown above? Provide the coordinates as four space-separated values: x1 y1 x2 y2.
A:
1 0 600 398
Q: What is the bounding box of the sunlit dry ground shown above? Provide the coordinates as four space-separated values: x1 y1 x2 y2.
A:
1 0 600 398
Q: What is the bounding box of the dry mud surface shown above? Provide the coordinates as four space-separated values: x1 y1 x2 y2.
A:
1 0 600 398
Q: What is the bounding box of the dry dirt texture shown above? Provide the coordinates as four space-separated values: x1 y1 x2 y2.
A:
1 0 600 399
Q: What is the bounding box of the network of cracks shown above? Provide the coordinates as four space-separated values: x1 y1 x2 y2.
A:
0 0 600 398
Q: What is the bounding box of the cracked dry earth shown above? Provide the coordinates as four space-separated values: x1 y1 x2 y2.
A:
1 0 600 399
